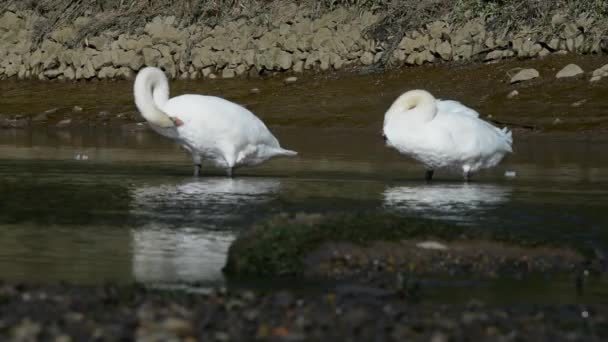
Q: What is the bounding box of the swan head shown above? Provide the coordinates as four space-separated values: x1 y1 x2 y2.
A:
384 89 438 126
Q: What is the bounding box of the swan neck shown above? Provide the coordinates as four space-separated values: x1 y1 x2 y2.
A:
133 68 175 128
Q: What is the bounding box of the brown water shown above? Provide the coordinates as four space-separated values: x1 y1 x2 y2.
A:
1 55 607 303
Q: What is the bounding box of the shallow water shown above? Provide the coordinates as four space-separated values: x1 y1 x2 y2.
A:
1 56 608 303
1 126 607 300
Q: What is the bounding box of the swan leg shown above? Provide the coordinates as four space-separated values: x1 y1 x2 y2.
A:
226 167 233 177
463 165 472 182
193 164 202 177
425 169 434 182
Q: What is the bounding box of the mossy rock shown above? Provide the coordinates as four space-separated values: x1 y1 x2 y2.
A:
223 212 575 277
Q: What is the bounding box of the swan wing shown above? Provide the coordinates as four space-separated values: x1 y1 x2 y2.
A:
164 95 280 148
437 99 480 118
435 111 513 157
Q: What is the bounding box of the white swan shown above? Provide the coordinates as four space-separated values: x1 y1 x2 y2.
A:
383 90 513 181
134 67 297 176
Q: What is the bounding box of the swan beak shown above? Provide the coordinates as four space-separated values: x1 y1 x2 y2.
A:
171 117 184 127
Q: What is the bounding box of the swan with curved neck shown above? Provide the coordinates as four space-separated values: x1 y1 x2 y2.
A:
383 89 512 181
133 67 297 176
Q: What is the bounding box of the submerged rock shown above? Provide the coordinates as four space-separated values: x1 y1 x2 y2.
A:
556 64 583 78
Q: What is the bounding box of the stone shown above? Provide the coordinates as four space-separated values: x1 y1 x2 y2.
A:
88 36 109 50
590 75 603 82
202 67 213 77
548 38 561 51
116 67 134 79
556 64 583 78
221 68 235 78
436 41 452 60
484 50 504 61
44 68 62 79
284 76 297 84
428 21 449 39
360 52 374 65
142 48 162 66
64 67 75 80
55 119 72 128
98 66 117 79
507 90 519 99
235 64 248 76
276 51 293 70
510 68 539 83
292 60 304 73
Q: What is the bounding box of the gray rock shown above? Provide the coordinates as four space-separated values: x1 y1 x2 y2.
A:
510 68 539 83
142 48 162 66
436 41 452 60
556 64 583 78
64 67 75 80
235 64 248 76
360 52 374 65
98 66 117 79
292 60 304 73
221 68 235 78
428 21 449 39
202 67 213 78
276 51 293 70
484 50 504 61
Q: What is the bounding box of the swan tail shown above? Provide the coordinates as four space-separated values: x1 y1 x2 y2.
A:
500 127 513 152
273 148 298 157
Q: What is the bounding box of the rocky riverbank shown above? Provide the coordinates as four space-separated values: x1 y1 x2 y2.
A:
1 1 608 81
0 281 606 341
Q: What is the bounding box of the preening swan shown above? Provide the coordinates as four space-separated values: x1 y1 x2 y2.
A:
134 67 297 176
383 90 512 181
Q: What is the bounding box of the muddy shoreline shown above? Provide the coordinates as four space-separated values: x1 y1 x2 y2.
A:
2 53 608 136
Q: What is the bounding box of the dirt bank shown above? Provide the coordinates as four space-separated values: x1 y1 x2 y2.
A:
1 1 608 80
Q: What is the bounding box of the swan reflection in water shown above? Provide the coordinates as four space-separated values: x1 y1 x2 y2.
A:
131 178 281 284
383 183 511 221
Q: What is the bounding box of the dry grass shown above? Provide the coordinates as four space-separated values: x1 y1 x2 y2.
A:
4 0 607 51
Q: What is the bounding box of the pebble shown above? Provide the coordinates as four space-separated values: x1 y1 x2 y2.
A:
284 76 298 84
249 88 260 94
416 241 448 250
504 170 517 178
507 90 519 99
72 106 83 112
55 119 72 128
